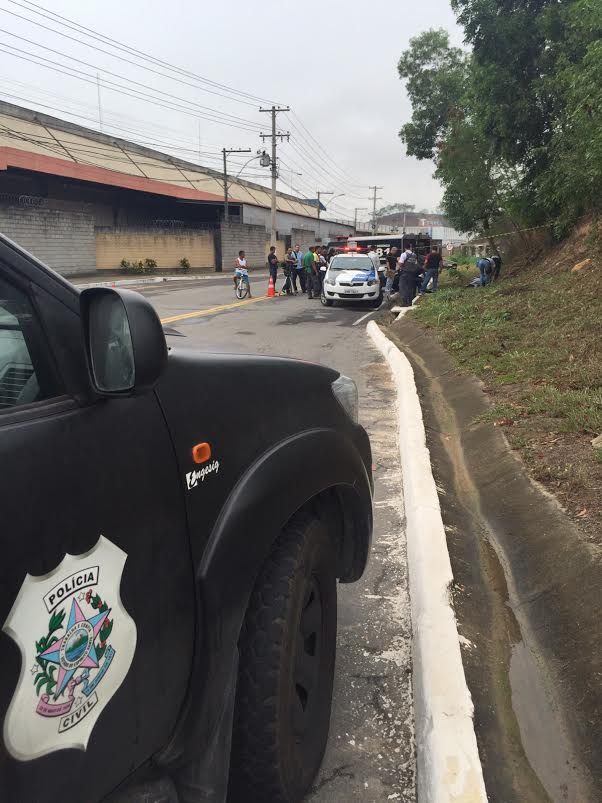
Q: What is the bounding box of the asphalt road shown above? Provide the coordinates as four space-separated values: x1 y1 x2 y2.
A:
138 276 416 802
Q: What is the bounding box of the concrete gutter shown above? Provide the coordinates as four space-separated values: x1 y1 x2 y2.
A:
367 318 487 803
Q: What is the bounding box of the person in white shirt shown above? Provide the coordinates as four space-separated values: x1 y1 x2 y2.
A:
367 246 381 273
399 247 414 266
233 250 252 297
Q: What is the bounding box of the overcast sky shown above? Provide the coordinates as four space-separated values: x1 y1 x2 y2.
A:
0 0 463 222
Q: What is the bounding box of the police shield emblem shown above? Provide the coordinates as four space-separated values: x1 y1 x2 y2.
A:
2 536 137 761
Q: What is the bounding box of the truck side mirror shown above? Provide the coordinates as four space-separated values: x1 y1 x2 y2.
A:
80 287 167 396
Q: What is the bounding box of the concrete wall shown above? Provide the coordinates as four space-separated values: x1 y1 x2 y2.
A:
242 204 354 239
0 204 95 275
291 228 317 252
221 222 268 270
269 238 287 262
95 228 215 270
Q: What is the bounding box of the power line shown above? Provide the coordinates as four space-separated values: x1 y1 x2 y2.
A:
286 113 365 188
0 27 264 131
0 75 246 153
1 1 368 214
7 0 276 107
2 0 370 212
0 42 263 133
284 134 365 197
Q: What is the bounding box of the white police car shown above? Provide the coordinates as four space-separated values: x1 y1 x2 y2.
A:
321 253 383 307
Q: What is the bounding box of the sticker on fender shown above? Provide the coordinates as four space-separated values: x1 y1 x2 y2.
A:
2 536 137 761
186 459 220 490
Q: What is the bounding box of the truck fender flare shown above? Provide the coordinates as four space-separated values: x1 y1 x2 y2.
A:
157 427 372 770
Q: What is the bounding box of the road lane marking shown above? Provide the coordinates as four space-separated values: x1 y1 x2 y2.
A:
352 310 377 326
160 295 273 324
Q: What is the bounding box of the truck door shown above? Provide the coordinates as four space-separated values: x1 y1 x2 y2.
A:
0 260 195 803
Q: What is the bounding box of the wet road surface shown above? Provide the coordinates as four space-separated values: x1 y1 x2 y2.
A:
139 278 416 802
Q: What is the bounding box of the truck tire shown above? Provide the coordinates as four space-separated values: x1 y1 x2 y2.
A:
229 514 337 803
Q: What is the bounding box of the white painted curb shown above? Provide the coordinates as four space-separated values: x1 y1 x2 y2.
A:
367 319 488 803
73 272 271 290
73 274 220 290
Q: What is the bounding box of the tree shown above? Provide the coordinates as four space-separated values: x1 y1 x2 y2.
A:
436 120 502 245
398 29 467 160
398 30 502 236
397 2 602 239
534 0 602 231
451 0 558 167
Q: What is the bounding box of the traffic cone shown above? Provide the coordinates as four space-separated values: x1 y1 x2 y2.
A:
267 274 275 297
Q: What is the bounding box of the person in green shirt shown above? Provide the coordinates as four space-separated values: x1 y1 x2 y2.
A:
303 246 317 299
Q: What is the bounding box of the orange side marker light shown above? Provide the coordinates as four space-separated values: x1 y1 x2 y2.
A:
192 442 212 464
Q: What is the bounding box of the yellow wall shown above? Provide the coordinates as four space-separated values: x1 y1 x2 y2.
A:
95 229 215 270
267 238 287 261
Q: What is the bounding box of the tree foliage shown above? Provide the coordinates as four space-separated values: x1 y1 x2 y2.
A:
398 29 467 161
397 1 602 236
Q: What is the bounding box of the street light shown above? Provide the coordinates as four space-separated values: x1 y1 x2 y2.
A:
317 193 345 239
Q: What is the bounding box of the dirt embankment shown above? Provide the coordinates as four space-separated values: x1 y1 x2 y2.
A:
414 220 602 551
386 317 601 802
379 224 602 801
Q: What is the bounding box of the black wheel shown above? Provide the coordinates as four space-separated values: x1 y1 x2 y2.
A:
236 280 249 300
320 290 334 307
370 292 383 308
229 515 337 803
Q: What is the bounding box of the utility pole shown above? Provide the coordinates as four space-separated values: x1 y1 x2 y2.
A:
369 186 383 235
260 106 290 245
222 147 252 224
316 191 334 240
354 207 367 235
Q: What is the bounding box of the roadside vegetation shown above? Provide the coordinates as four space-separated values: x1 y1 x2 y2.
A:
397 0 602 242
394 1 602 539
413 223 602 540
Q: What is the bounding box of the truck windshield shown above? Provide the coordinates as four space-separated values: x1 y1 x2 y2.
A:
329 257 372 271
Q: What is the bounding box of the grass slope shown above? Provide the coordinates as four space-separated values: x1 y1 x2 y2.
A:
413 226 602 544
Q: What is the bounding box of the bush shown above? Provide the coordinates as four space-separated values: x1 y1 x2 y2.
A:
143 258 157 273
119 258 131 274
179 257 191 273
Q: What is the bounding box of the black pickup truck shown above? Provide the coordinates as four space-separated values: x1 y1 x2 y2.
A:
0 235 373 803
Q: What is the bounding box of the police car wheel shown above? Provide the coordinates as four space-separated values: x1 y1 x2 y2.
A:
230 514 337 803
320 291 333 307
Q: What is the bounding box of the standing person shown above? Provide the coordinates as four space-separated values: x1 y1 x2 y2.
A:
282 249 295 295
420 246 443 294
367 244 381 275
291 243 304 294
267 246 278 292
327 247 336 264
384 246 398 299
317 247 327 293
303 246 317 299
312 246 322 297
398 251 421 307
